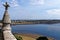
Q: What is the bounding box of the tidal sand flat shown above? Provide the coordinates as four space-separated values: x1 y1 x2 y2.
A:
14 33 54 40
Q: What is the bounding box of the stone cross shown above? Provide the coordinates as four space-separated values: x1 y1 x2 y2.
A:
3 2 10 10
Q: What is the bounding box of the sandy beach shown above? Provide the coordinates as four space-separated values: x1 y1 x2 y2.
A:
14 33 54 40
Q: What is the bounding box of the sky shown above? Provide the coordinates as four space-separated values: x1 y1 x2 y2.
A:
0 0 60 20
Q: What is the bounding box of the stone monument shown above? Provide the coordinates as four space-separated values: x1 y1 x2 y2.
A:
2 2 17 40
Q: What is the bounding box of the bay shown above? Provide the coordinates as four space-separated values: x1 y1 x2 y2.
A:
11 24 60 40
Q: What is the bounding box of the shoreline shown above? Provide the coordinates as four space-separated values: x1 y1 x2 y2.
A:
14 33 54 40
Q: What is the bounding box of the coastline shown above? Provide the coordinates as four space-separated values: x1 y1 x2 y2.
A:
14 33 54 40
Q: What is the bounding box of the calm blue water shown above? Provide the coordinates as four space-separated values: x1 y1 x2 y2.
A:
11 24 60 40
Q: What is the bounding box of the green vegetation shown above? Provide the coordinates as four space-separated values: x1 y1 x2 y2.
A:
14 34 23 40
36 36 48 40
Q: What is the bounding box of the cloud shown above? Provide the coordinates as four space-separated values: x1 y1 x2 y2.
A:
30 0 44 5
46 9 60 19
0 0 4 8
47 9 60 15
45 0 60 6
0 0 20 7
9 0 19 7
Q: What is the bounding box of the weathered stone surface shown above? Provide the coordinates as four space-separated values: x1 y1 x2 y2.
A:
3 31 16 40
2 24 11 31
2 10 11 24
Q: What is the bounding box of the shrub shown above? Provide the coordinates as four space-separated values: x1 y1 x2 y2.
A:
36 36 48 40
14 35 23 40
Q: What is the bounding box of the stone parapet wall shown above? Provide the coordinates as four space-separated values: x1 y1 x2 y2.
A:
3 31 17 40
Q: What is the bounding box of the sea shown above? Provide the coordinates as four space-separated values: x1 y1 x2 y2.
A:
11 23 60 40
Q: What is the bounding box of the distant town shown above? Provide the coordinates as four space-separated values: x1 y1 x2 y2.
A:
0 20 60 26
